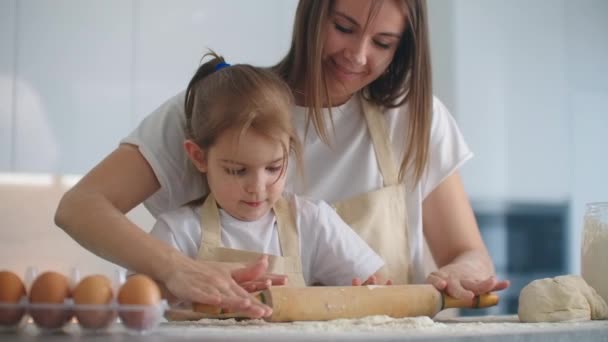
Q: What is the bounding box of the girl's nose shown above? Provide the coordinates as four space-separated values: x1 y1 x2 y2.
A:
244 172 265 193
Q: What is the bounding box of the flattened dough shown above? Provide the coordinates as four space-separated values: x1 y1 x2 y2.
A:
518 275 608 322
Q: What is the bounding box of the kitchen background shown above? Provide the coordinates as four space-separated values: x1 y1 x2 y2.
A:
1 0 606 315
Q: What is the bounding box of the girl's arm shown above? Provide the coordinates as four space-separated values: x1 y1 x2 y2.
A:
422 171 510 299
54 144 270 317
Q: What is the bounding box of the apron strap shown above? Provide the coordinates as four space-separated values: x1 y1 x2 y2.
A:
360 95 400 186
197 194 306 287
273 197 300 258
200 193 223 247
200 193 300 258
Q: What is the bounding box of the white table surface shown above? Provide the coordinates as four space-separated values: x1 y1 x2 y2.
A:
5 315 608 342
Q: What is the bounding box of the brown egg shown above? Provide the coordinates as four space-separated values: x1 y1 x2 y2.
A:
117 274 161 330
0 270 26 326
29 271 73 329
73 274 116 329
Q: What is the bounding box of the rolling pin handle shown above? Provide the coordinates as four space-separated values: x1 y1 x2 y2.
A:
442 292 500 309
477 293 500 308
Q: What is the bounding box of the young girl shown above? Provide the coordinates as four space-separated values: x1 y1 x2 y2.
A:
56 0 509 316
149 52 385 294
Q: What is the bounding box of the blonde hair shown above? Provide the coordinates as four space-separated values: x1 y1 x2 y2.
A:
185 51 303 181
274 0 432 186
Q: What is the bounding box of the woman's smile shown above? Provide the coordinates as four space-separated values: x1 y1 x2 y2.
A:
329 57 365 82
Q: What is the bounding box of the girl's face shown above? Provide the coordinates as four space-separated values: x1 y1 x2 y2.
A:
192 128 288 222
322 0 406 105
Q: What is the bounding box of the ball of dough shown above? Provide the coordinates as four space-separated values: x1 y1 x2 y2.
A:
518 275 608 322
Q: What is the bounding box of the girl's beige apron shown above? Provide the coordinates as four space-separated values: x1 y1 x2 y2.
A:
196 194 307 287
333 97 412 284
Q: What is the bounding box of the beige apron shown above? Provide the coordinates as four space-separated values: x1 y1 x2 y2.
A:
333 96 411 284
196 193 307 287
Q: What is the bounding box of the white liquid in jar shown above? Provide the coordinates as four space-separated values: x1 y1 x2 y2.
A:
581 214 608 303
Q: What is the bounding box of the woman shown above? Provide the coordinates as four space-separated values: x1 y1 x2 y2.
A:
55 0 508 318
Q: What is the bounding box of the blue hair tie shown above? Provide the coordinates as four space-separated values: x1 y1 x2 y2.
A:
215 62 231 71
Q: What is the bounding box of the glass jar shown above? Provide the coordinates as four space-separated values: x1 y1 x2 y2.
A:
581 202 608 304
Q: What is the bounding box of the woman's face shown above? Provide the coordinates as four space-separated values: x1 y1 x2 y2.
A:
322 0 406 105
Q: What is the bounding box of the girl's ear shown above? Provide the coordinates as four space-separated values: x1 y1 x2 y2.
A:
184 140 208 173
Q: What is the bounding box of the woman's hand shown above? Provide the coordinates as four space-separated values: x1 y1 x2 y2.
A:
425 251 510 299
422 172 509 300
161 252 273 318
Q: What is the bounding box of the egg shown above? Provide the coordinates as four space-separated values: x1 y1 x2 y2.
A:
29 271 73 329
0 270 26 326
117 274 161 330
73 274 116 329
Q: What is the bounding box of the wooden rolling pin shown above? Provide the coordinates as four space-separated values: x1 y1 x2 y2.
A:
169 284 499 322
260 285 499 322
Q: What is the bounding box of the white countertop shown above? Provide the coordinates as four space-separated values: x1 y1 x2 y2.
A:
7 315 608 342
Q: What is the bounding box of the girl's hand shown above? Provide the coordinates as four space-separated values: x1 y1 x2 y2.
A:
426 263 510 300
352 274 393 286
161 253 272 318
231 256 288 292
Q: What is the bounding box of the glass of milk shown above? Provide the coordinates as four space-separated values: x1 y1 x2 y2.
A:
581 202 608 303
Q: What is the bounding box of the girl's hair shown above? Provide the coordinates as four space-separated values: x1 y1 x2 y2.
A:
274 0 432 186
185 51 302 181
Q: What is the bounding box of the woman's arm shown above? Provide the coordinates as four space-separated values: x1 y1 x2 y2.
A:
422 171 509 299
54 144 270 317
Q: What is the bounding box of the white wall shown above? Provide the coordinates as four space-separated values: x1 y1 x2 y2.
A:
131 0 298 124
1 0 298 175
0 0 16 170
430 0 608 273
566 0 608 273
431 0 572 203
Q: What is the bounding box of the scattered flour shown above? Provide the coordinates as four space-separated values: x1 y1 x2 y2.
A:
154 315 608 340
167 315 443 333
161 315 608 334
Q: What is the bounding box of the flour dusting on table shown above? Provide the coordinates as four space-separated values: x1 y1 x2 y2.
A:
159 315 608 338
167 315 443 333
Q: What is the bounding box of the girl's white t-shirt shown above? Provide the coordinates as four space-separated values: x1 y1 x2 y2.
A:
122 91 472 283
150 193 384 286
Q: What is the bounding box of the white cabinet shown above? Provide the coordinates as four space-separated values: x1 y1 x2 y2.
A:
0 0 16 170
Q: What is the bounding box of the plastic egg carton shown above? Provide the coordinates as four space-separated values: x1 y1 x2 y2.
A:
0 267 167 334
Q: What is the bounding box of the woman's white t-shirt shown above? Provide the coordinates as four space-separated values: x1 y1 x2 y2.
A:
122 92 472 283
150 193 384 286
